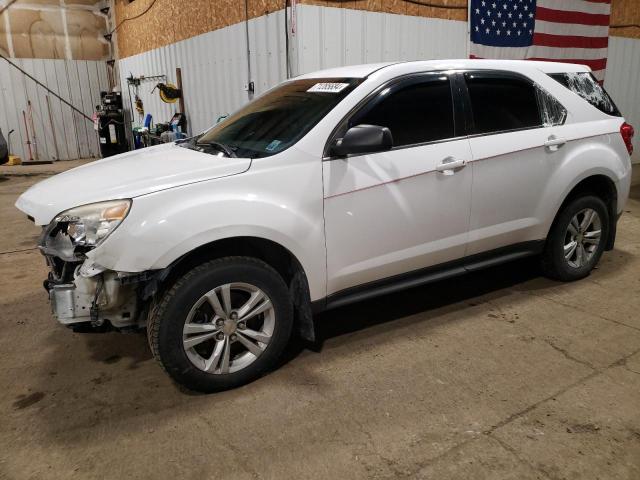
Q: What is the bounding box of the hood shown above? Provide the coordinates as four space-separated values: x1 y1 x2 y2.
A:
16 143 252 225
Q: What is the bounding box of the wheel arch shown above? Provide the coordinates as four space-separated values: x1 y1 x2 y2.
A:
158 236 316 342
549 173 618 250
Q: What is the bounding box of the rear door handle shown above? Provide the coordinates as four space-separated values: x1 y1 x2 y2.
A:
544 136 567 151
436 157 467 175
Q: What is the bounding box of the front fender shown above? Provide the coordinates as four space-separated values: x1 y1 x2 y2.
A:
88 159 327 300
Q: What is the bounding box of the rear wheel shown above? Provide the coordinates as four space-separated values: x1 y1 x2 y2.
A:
148 257 293 392
541 195 609 281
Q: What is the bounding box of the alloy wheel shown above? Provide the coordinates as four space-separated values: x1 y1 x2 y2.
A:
182 282 275 374
564 208 602 268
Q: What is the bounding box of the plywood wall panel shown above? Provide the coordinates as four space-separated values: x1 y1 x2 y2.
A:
115 0 290 58
611 0 640 40
115 0 469 59
301 0 467 21
114 0 639 58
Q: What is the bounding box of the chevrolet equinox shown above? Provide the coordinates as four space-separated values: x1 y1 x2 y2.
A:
16 60 634 392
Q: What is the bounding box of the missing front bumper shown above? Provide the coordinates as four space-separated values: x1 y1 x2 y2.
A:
48 270 141 329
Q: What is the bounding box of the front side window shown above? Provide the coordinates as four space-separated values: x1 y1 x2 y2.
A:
194 78 361 158
350 76 455 147
549 72 621 117
465 73 541 135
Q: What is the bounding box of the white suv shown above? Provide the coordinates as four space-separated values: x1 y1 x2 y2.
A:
16 60 634 392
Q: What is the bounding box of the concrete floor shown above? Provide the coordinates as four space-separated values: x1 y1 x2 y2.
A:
1 162 640 480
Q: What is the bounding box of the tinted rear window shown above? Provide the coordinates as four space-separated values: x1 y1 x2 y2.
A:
549 72 621 117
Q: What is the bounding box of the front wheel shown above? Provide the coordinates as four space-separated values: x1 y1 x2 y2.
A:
541 195 609 281
148 257 293 392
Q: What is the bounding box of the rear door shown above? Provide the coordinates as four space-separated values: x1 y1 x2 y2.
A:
462 71 568 256
323 72 474 295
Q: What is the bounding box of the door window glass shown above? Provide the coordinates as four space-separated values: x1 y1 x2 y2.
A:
352 78 455 147
465 74 541 134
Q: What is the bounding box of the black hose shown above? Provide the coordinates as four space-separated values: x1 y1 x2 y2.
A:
285 0 291 78
0 54 94 122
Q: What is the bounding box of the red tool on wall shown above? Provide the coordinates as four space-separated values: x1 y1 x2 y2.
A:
27 100 39 161
22 110 34 162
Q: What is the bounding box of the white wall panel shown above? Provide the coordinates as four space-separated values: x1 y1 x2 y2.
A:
0 58 107 162
605 36 640 152
118 9 287 139
114 4 637 162
295 5 468 73
115 5 466 140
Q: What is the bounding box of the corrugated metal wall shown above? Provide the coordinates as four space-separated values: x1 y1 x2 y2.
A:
605 35 640 151
117 9 287 137
294 5 467 73
116 6 467 137
116 4 639 153
0 59 109 161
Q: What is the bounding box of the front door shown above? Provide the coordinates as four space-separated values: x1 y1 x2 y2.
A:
323 73 474 295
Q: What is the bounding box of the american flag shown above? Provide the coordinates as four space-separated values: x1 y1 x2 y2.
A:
469 0 611 82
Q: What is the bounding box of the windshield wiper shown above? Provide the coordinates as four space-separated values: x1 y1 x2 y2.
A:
196 141 238 158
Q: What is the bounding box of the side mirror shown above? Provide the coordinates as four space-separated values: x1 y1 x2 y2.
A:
330 124 393 157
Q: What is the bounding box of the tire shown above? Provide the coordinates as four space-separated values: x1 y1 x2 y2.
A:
541 195 609 281
148 257 293 392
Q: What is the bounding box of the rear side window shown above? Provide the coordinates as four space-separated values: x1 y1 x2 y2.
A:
465 73 541 134
351 77 455 147
549 72 621 117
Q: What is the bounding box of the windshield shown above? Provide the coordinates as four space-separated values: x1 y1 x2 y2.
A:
193 78 361 158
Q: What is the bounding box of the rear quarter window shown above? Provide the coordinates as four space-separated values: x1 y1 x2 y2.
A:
549 72 621 117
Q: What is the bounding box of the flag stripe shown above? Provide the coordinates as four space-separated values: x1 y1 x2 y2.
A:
533 32 609 49
537 0 610 15
535 7 610 26
471 44 607 63
469 54 605 81
528 57 607 71
533 20 609 38
529 46 608 60
469 0 610 82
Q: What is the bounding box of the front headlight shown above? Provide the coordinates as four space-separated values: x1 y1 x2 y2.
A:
54 199 131 247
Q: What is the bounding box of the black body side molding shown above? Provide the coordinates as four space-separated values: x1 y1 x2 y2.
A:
311 240 545 313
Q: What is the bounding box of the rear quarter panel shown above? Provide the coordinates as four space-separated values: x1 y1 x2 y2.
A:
521 69 632 239
536 122 631 240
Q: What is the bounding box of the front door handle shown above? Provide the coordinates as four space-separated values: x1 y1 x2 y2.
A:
436 157 467 175
544 136 567 151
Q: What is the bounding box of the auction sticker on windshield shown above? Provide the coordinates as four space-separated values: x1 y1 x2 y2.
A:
307 83 350 93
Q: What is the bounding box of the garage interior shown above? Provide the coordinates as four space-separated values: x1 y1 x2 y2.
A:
1 1 640 479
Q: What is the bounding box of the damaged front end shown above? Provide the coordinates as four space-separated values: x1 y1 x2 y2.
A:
39 200 156 333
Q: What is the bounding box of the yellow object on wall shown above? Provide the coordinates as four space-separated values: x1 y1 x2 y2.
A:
6 155 22 166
